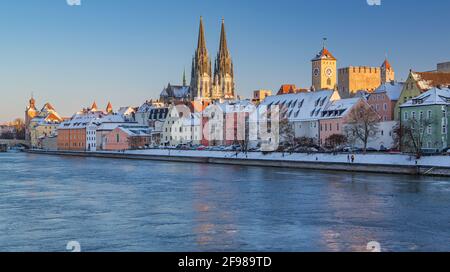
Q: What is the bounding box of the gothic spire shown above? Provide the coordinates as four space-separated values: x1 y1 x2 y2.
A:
183 68 187 86
218 18 229 58
197 16 207 55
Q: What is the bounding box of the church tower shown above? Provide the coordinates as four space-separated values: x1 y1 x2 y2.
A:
190 17 212 100
381 58 395 83
213 19 235 100
25 95 38 141
311 41 337 91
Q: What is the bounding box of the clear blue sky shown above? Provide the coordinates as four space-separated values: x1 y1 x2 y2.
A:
1 0 449 122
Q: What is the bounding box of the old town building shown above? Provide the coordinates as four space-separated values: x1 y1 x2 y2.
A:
395 71 450 120
400 87 450 152
337 59 395 98
311 46 337 91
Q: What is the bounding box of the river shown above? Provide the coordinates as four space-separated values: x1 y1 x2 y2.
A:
0 152 449 252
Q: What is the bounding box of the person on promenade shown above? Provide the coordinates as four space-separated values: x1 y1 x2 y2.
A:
351 154 355 164
347 154 351 163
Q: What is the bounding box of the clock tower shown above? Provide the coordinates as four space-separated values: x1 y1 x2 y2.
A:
311 43 337 91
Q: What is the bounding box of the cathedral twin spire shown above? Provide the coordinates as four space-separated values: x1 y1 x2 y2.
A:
191 17 235 101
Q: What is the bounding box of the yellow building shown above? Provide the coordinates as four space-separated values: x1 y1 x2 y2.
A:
311 46 337 91
29 103 63 148
337 59 395 98
252 89 272 105
338 66 381 97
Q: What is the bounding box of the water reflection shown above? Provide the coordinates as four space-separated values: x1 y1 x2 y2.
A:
0 152 449 252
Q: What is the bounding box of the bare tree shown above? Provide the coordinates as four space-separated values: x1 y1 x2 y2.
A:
279 118 295 151
325 134 348 151
401 117 433 159
345 102 380 153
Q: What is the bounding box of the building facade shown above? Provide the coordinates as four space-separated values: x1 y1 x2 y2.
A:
337 59 395 98
367 82 404 122
311 46 337 91
400 87 450 152
395 71 450 120
259 90 341 144
28 102 64 148
252 90 272 105
104 126 151 151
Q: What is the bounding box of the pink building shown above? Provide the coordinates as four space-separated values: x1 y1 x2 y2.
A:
319 98 365 146
367 82 404 121
104 126 150 151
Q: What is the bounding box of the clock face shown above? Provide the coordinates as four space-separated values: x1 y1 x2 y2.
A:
313 68 320 77
325 67 333 78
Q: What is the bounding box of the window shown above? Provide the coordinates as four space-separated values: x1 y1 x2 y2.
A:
412 111 416 120
443 124 447 134
419 111 424 120
384 103 388 111
427 125 432 135
116 134 120 143
428 110 432 119
404 112 409 121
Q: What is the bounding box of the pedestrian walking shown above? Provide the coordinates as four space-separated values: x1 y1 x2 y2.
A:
351 154 355 164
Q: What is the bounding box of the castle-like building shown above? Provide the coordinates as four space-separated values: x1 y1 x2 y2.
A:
190 17 235 101
311 44 395 98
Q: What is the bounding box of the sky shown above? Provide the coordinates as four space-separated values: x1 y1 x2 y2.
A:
0 0 449 122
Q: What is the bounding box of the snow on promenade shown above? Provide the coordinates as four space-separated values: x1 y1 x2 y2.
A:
123 149 450 168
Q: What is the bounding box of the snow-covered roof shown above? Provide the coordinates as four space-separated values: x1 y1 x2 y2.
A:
59 115 99 129
372 82 405 101
400 87 450 108
137 102 154 113
320 97 362 119
411 71 450 91
259 90 340 121
117 126 151 137
59 112 129 130
118 106 136 116
160 85 191 99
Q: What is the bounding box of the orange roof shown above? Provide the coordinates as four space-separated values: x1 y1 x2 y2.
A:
91 101 98 110
277 84 297 95
312 47 336 61
382 59 392 70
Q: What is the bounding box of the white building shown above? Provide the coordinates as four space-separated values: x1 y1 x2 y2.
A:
259 90 341 144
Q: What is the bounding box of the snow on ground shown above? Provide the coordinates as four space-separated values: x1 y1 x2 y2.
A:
118 149 450 168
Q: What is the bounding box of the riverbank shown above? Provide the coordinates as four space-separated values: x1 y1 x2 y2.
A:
25 149 450 177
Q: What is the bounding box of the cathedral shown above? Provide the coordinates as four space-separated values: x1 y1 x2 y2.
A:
190 17 235 101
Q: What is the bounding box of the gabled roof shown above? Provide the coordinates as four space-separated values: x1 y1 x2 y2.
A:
401 87 450 108
260 90 341 122
117 126 151 137
160 84 191 99
372 82 404 101
312 47 336 61
320 97 362 119
411 71 450 91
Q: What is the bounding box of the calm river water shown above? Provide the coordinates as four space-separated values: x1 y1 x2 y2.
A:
0 152 449 252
